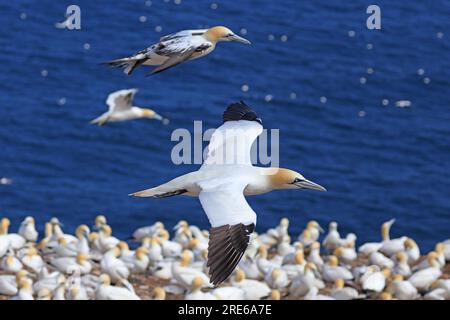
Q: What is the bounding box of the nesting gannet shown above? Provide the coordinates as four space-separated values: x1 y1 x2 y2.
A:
322 256 353 282
100 247 130 283
37 288 52 300
185 277 217 300
0 274 19 296
393 252 411 277
95 274 140 300
298 221 324 246
0 218 25 250
389 274 418 300
408 255 442 291
289 263 325 298
281 250 306 279
0 252 23 272
369 251 395 269
171 250 211 289
131 101 325 285
90 89 168 126
360 266 390 293
10 278 34 300
121 246 150 273
50 218 77 243
322 221 342 251
150 287 166 300
334 246 357 264
264 268 289 290
98 225 120 253
49 253 92 275
18 216 38 242
307 242 324 268
21 247 44 273
105 26 251 75
404 238 420 263
304 287 335 300
230 269 271 300
94 215 107 230
330 278 364 300
379 219 406 256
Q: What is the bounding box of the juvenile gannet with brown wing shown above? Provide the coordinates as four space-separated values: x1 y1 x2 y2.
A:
130 101 326 285
105 26 251 75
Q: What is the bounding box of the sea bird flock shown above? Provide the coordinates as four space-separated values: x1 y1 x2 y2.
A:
0 215 449 300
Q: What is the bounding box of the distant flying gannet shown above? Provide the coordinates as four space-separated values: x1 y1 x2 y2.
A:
105 26 251 75
90 89 168 126
130 101 326 285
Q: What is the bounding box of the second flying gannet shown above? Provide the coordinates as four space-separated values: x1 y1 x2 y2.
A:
105 26 251 75
130 101 326 285
90 89 169 126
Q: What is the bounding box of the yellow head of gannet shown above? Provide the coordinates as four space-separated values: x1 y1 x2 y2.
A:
334 278 345 289
38 288 52 300
435 242 445 254
404 238 417 248
180 250 192 267
295 251 305 265
381 219 395 241
269 169 326 192
75 225 90 239
280 218 289 227
101 225 113 237
89 232 99 242
379 292 393 300
15 270 29 282
396 251 407 263
191 276 204 290
270 289 281 300
426 251 439 265
188 238 200 249
117 241 129 251
99 273 111 286
95 215 107 228
44 222 52 238
328 255 339 267
152 287 166 300
136 246 150 259
0 217 10 234
204 26 251 44
393 274 404 282
257 244 268 258
234 269 246 282
76 253 89 265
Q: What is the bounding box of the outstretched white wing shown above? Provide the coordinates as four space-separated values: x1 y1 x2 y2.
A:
198 177 257 285
198 177 256 227
202 120 263 167
106 89 137 112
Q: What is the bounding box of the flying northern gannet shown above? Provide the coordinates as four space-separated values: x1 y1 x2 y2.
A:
90 89 169 126
105 26 251 75
130 101 326 285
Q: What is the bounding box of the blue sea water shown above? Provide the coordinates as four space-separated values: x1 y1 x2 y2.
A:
0 0 449 250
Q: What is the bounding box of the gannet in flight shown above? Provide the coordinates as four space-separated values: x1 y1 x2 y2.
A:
105 26 251 75
90 89 168 126
130 101 326 285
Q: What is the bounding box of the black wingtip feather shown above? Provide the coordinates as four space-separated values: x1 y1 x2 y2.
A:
207 223 255 286
223 101 262 125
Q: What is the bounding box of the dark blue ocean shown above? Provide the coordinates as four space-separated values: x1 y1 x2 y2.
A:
0 1 449 250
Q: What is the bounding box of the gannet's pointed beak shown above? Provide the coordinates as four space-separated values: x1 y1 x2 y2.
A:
230 34 251 44
295 178 326 192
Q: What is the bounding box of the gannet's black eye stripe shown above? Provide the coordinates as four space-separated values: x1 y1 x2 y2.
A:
291 178 304 184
